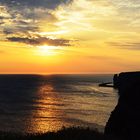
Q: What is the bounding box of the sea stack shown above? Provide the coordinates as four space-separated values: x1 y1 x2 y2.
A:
105 72 140 140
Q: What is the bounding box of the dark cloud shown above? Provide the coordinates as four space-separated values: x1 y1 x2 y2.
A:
0 0 73 46
0 15 10 25
16 25 39 33
20 9 57 21
0 0 72 9
107 42 140 50
0 0 70 38
3 29 13 34
0 16 5 19
7 36 71 46
0 21 4 25
3 25 39 35
0 9 39 36
16 20 30 25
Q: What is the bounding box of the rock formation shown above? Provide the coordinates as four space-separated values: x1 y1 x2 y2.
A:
105 72 140 140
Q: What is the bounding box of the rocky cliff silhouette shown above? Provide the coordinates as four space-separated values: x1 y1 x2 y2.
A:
105 72 140 140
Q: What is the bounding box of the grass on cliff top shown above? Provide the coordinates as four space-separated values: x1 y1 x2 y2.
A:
0 127 121 140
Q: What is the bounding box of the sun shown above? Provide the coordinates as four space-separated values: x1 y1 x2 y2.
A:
36 45 63 56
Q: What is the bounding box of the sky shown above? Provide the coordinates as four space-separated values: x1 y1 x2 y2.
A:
0 0 140 74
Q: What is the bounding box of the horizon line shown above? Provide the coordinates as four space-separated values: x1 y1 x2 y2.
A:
0 72 121 75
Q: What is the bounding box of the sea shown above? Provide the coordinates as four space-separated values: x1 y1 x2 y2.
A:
0 74 118 133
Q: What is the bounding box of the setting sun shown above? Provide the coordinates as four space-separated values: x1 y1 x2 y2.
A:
36 46 63 56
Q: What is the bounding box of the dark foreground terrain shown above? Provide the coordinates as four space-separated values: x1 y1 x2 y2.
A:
105 72 140 140
0 127 121 140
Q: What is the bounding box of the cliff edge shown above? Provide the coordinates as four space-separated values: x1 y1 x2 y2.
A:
105 72 140 140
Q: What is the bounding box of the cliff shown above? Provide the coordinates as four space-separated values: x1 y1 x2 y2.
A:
105 72 140 140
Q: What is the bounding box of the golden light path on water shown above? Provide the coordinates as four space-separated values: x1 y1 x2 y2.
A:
29 84 68 133
23 80 118 133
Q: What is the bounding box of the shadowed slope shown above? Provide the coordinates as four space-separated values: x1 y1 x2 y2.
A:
105 72 140 140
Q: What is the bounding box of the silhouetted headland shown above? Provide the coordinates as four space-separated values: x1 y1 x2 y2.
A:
105 71 140 140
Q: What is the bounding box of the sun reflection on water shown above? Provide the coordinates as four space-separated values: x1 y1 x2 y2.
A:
29 83 69 133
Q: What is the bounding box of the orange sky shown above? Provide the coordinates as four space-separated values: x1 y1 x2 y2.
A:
0 0 140 74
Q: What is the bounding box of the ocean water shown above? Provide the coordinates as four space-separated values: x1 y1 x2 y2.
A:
0 74 118 133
